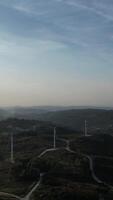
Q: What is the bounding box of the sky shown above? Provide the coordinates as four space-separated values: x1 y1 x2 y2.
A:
0 0 113 107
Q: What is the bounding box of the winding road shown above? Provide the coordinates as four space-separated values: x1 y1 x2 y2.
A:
83 154 103 184
0 192 21 200
57 137 106 185
38 148 58 158
0 147 61 200
0 136 112 200
21 173 44 200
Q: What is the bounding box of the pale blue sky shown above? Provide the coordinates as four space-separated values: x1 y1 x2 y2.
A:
0 0 113 106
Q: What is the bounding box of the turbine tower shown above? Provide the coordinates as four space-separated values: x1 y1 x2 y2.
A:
54 127 56 149
11 132 14 163
85 120 88 136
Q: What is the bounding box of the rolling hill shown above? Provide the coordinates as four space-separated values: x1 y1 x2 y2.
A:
37 109 113 133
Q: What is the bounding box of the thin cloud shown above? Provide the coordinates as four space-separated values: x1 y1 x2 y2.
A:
0 0 113 106
1 0 113 22
64 0 113 22
12 4 48 16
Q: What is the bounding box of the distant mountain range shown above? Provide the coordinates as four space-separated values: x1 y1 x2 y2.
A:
0 106 113 133
36 109 113 133
2 105 113 112
1 105 113 118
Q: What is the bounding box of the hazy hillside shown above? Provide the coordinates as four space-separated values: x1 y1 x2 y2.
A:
0 118 113 199
0 109 11 120
0 106 113 120
0 106 77 120
0 108 113 134
37 109 113 133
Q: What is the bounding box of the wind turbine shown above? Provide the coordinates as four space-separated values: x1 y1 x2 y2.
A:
53 127 56 149
8 125 14 164
10 132 14 164
85 120 88 136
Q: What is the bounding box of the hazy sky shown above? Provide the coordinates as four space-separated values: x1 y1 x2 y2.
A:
0 0 113 107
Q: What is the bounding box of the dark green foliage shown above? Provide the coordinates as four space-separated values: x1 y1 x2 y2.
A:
11 158 40 181
94 157 113 185
0 118 113 199
37 109 113 133
32 184 98 200
70 134 113 156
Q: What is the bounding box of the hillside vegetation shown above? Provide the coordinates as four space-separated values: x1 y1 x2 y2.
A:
37 109 113 133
